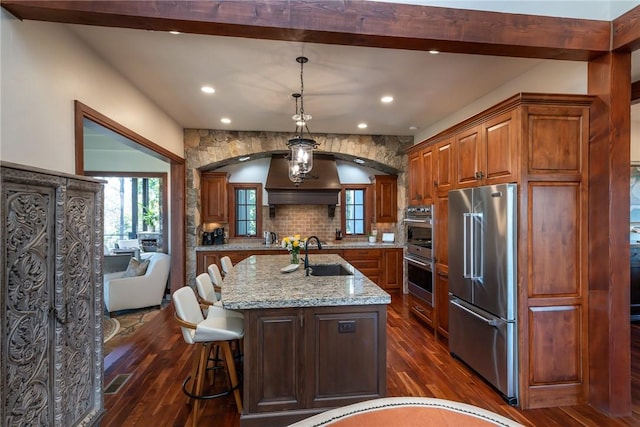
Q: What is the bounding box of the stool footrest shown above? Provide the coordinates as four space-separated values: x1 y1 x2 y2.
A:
182 374 240 401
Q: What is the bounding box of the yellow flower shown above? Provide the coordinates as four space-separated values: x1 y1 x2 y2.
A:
292 240 299 248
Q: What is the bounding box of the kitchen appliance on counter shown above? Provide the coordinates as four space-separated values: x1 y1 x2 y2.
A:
404 205 434 305
264 231 278 245
203 228 225 245
448 183 518 405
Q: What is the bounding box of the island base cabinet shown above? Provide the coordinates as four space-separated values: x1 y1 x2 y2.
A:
242 305 387 427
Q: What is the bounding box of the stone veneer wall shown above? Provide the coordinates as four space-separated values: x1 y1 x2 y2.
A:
184 129 413 284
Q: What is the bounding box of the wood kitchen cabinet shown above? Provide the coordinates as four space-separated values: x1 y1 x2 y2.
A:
243 305 387 424
434 137 454 195
197 248 402 293
409 294 434 327
342 248 382 286
374 175 397 222
435 266 449 339
381 248 402 293
408 93 593 409
434 193 449 338
454 110 518 188
196 249 288 275
201 171 228 223
408 146 434 205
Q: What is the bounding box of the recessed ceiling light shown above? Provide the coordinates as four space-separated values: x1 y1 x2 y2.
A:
239 156 251 162
169 30 181 35
357 123 368 129
381 96 394 103
220 118 231 124
429 49 440 54
201 86 215 94
354 158 365 164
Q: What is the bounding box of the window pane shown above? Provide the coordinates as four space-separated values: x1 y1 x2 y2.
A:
343 188 365 236
354 190 364 204
100 176 163 249
235 186 258 237
345 190 353 204
237 189 246 204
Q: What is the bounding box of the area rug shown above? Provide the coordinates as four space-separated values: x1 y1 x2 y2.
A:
103 317 120 343
103 306 163 357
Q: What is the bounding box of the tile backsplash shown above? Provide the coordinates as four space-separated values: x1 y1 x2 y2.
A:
262 205 341 242
224 204 399 244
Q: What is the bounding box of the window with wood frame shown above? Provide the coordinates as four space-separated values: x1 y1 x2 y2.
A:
228 183 262 238
341 184 373 237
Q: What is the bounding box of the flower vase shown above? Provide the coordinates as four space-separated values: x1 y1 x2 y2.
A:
290 252 299 264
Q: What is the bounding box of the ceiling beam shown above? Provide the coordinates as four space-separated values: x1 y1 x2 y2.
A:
612 5 640 51
1 0 611 61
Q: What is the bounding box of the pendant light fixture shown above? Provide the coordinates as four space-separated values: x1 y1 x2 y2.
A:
287 56 318 186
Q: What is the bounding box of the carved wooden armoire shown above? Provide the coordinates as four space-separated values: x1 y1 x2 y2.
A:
1 162 104 426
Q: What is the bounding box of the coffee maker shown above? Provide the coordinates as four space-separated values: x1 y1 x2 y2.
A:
202 227 225 245
212 227 225 245
202 231 213 246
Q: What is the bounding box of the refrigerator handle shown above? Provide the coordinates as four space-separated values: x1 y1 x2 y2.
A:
451 299 498 327
463 213 471 278
472 212 483 280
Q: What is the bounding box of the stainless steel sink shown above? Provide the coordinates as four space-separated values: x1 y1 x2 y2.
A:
308 264 353 276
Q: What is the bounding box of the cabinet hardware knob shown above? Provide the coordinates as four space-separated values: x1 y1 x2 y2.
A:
434 181 438 187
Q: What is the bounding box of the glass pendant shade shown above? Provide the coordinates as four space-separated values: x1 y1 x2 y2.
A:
288 137 315 183
287 56 318 185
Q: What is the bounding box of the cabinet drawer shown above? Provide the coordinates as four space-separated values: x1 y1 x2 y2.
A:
409 295 433 327
347 259 381 269
343 249 382 259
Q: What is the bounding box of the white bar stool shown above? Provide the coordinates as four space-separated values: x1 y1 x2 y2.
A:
173 286 244 427
220 256 233 276
195 272 243 319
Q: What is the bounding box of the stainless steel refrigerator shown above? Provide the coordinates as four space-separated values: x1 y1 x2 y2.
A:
448 183 518 405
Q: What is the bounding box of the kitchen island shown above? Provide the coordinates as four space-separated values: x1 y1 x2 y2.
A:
222 254 391 427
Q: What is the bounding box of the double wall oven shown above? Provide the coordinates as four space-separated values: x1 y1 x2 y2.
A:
405 206 434 306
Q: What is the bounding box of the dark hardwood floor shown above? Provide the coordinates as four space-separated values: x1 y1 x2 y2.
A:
101 294 640 426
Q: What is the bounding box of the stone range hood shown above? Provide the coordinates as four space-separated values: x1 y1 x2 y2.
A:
265 154 341 217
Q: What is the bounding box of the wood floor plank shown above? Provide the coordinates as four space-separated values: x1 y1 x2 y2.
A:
100 294 640 426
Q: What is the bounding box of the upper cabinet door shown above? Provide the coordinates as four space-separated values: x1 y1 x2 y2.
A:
408 150 424 206
483 110 518 184
374 175 398 223
201 171 228 223
421 147 434 204
434 136 454 195
455 124 483 188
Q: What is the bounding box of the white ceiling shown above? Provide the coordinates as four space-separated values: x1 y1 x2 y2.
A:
72 24 544 137
73 3 640 152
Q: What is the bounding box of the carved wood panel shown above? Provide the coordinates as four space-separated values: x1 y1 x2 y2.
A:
1 164 104 427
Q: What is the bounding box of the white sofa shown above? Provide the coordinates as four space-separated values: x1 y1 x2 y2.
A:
104 252 171 315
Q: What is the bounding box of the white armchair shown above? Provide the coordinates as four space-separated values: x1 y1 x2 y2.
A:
104 252 171 315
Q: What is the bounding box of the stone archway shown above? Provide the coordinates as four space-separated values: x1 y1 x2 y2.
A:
183 128 413 282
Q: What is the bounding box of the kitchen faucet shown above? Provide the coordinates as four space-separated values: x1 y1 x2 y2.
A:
304 236 323 276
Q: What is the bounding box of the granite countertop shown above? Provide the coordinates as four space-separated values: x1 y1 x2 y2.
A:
221 253 391 310
195 240 403 251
